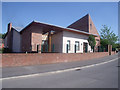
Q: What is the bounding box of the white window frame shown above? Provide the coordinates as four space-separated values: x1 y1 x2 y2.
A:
75 41 80 51
67 40 71 50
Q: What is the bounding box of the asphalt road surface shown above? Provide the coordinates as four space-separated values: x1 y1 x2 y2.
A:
2 56 119 88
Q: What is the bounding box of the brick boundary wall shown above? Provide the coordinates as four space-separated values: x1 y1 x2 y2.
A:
1 52 116 67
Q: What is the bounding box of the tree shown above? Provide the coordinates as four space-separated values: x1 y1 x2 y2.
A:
0 33 2 39
115 43 120 51
116 43 120 48
100 25 118 45
0 33 6 39
100 39 109 47
2 33 6 39
100 25 119 51
88 35 96 51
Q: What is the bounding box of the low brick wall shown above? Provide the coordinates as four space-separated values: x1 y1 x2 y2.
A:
1 52 115 67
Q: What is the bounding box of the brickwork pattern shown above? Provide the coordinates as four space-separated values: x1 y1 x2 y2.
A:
21 23 42 52
1 52 115 67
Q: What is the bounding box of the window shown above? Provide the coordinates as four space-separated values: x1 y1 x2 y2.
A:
42 40 45 44
90 23 92 30
96 39 99 41
42 40 48 45
67 40 70 50
90 24 92 26
75 41 80 51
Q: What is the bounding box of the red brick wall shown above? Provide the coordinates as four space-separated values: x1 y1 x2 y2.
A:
31 32 42 52
7 30 13 51
88 14 101 48
1 52 115 67
21 23 42 52
21 27 31 52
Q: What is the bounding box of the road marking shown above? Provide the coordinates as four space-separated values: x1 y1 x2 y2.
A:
1 57 119 81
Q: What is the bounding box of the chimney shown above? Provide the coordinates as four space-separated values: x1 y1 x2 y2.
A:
7 23 12 32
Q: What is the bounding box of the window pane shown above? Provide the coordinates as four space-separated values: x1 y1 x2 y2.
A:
75 41 79 51
67 40 70 50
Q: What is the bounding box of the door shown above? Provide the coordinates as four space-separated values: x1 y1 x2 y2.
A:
75 41 79 53
66 40 70 53
83 42 88 53
37 44 39 53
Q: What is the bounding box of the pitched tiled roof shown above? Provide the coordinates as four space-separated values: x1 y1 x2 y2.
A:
5 14 99 37
67 14 100 37
20 20 98 37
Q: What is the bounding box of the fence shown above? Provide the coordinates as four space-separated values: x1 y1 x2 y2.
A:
41 44 55 53
2 43 114 53
40 44 110 53
40 43 89 53
97 45 108 52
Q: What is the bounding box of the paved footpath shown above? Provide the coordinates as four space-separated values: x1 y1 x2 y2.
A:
2 54 119 88
2 53 119 78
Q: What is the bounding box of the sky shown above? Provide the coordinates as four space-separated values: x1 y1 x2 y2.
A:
2 2 118 36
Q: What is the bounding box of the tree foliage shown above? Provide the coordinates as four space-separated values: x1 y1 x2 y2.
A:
0 33 6 39
100 39 109 47
2 33 6 39
0 33 2 39
100 25 118 45
88 35 96 49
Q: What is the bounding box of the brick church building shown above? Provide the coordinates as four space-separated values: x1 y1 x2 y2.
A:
3 14 100 53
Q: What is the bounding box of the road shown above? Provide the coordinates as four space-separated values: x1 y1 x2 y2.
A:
2 55 119 88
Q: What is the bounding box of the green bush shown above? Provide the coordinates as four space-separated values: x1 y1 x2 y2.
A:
0 49 2 53
2 48 11 53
